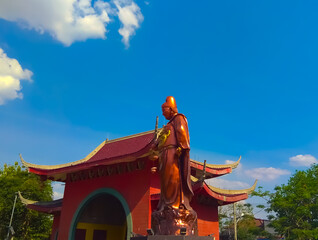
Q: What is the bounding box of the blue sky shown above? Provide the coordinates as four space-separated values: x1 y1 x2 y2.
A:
1 0 318 218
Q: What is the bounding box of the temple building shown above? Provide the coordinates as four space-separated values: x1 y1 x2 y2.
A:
19 129 256 240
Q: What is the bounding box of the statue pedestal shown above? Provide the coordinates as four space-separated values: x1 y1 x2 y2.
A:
151 207 198 235
131 236 214 240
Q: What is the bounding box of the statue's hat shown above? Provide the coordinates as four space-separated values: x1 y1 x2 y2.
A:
162 96 178 113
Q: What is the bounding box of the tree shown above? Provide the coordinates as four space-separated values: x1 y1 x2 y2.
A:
0 162 53 240
253 164 318 240
219 202 270 240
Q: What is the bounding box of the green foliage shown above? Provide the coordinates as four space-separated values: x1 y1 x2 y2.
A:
219 202 273 240
237 214 261 240
252 164 318 240
269 164 318 240
0 162 53 240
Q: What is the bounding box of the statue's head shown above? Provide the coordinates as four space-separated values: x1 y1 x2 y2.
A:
161 96 178 120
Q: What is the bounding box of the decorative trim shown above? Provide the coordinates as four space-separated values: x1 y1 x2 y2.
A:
190 175 199 182
68 160 145 182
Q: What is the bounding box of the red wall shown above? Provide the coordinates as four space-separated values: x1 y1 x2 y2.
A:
57 158 152 240
50 213 60 240
56 158 220 239
191 197 219 240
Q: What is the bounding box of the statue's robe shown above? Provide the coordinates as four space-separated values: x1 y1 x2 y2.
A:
157 113 194 211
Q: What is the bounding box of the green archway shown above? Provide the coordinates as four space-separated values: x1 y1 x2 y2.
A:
69 188 133 240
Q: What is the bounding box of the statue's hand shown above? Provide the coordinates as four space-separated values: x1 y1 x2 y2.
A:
151 167 157 173
176 147 182 157
149 152 159 161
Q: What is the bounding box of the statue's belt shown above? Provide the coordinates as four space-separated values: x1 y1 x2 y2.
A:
159 145 178 153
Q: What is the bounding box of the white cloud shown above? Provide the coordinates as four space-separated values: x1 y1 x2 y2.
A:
289 154 318 167
206 178 250 189
115 0 144 47
53 191 64 200
52 182 65 200
226 159 243 172
225 160 235 164
0 48 32 105
0 0 143 47
245 167 290 181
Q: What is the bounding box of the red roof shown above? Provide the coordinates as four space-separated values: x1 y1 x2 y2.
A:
150 179 257 206
88 131 155 163
21 130 240 181
27 199 62 214
192 181 248 205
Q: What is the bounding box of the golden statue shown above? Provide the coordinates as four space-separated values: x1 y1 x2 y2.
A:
151 96 197 235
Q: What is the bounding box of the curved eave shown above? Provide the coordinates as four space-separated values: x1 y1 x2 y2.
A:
151 178 257 204
192 179 257 205
190 156 241 179
20 138 106 170
27 202 62 214
20 130 157 181
19 138 106 174
18 191 37 205
18 191 62 214
207 179 257 195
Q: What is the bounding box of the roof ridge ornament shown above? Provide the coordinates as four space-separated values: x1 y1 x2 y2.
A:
155 116 158 134
199 160 207 183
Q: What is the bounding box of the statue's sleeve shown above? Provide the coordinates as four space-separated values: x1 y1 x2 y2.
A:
173 115 190 150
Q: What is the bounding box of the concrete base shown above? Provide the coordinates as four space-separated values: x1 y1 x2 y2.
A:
131 236 214 240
